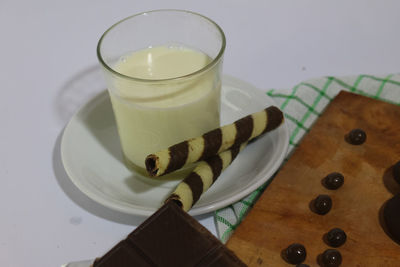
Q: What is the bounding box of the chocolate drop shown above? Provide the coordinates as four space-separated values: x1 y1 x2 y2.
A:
346 128 366 145
323 172 344 190
321 249 342 267
313 195 332 215
284 243 307 264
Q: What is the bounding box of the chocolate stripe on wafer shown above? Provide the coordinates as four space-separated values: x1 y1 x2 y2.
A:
184 172 203 204
232 115 253 147
205 157 223 182
164 141 189 174
264 106 284 133
165 143 247 212
205 154 223 183
145 106 284 177
198 129 222 161
230 146 241 163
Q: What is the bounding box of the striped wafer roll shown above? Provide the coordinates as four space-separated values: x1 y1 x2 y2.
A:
165 143 246 211
145 106 283 177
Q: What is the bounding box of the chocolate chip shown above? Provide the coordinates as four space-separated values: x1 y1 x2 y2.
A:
346 128 366 145
323 172 344 190
326 228 347 247
321 249 342 267
313 195 332 215
284 243 307 264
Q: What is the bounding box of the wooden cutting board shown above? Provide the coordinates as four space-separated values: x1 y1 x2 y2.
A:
226 91 400 266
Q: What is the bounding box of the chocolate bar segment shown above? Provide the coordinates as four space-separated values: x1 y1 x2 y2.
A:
166 143 246 211
93 201 247 267
146 106 284 177
92 239 154 266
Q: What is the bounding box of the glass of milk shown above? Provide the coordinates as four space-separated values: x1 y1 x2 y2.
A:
97 10 226 173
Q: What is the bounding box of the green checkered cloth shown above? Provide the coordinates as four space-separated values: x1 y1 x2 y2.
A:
215 73 400 243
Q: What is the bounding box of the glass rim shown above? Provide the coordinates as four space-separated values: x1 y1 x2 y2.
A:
96 9 226 83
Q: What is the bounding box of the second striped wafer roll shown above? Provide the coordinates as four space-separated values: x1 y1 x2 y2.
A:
145 106 283 177
165 143 246 212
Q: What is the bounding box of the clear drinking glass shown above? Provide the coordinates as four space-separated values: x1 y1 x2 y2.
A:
97 10 226 173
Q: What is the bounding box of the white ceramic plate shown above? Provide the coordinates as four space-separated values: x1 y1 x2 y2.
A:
61 75 289 216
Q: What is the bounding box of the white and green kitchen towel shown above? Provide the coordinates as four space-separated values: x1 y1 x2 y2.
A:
215 73 400 243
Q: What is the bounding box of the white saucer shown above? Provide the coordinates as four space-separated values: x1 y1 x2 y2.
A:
60 75 289 216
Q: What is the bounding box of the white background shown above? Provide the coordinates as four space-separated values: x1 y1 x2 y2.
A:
1 1 399 266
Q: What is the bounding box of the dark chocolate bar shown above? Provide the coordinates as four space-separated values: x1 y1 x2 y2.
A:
93 201 247 267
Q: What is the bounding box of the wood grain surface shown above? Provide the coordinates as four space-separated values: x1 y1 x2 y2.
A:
226 91 400 266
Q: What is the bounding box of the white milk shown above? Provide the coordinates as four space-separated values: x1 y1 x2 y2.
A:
109 46 221 170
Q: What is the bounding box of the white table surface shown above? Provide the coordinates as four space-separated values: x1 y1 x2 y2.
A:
1 1 400 266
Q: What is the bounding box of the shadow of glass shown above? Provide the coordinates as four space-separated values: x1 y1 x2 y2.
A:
123 166 193 195
80 91 123 163
52 129 145 226
56 64 123 163
53 129 215 224
55 65 106 124
123 175 172 195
